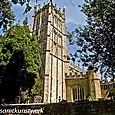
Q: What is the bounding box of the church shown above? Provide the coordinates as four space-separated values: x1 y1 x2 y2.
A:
30 0 114 103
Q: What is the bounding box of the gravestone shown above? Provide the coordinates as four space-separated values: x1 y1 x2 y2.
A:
15 96 21 104
34 96 42 103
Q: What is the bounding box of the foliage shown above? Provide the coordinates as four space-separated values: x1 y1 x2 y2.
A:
0 0 32 31
0 0 14 31
0 24 42 103
31 75 43 97
68 0 115 78
23 17 28 26
88 96 96 101
108 84 115 100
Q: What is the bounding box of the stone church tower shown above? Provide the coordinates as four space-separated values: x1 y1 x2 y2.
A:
30 0 69 103
30 0 103 103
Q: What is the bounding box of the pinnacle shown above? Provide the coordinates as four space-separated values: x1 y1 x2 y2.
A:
48 0 53 4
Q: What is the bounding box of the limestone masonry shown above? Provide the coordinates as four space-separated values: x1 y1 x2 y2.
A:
30 0 114 103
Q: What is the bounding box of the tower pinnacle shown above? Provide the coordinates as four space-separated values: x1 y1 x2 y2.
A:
48 0 52 4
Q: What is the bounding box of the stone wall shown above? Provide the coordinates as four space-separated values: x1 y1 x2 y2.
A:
66 77 90 102
1 101 115 115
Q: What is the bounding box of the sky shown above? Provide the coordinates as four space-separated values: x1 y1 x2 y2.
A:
0 0 86 69
11 0 86 63
0 1 110 80
0 0 86 34
11 0 86 30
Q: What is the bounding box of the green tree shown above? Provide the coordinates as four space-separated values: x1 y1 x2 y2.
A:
30 75 43 100
68 0 115 78
0 0 14 30
0 0 32 31
0 24 42 103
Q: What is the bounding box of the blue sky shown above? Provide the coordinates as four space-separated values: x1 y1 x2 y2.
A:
0 0 86 34
12 0 86 61
11 0 86 30
0 0 86 69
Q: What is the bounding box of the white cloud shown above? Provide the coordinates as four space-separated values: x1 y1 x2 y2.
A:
12 0 86 29
52 0 86 25
65 3 86 25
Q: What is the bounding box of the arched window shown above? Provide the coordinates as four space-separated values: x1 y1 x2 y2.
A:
73 85 84 101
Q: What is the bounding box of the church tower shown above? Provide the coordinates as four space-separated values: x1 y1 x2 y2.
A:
30 0 69 103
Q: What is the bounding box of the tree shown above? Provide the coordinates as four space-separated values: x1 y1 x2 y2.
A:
0 24 42 103
0 0 14 31
0 0 32 31
30 75 43 101
68 0 115 78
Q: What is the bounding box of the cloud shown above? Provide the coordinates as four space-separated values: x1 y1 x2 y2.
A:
65 4 86 25
2 0 86 32
52 0 86 26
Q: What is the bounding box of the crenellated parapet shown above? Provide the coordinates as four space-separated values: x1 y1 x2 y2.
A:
65 72 87 79
65 64 86 79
